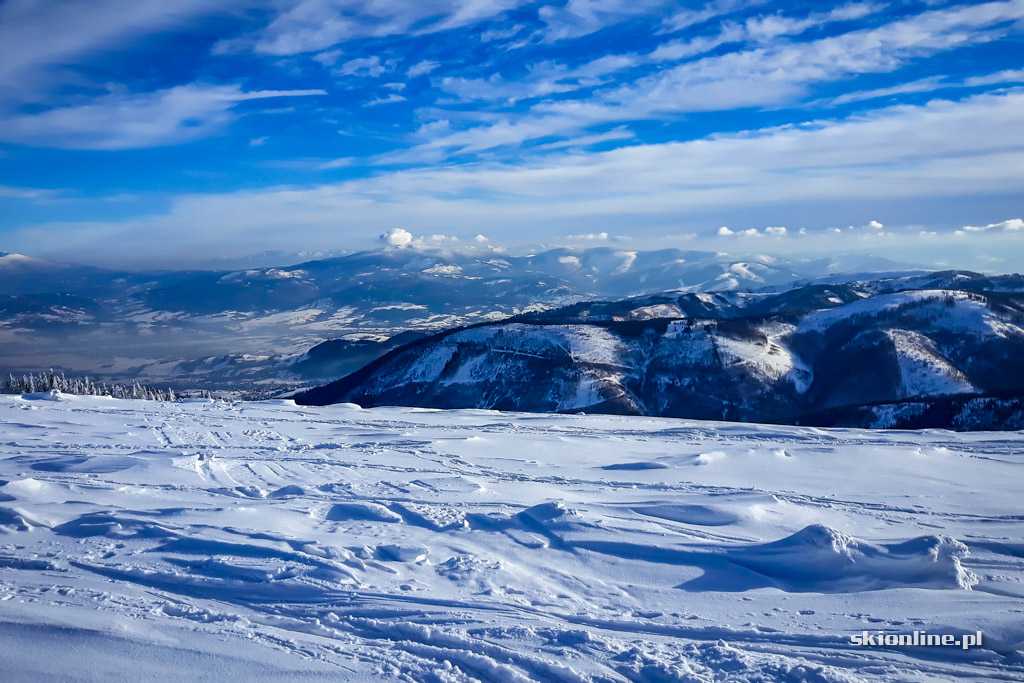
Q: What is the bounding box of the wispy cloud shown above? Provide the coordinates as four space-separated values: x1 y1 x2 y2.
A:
222 0 531 56
3 0 1023 269
408 60 442 78
660 0 767 33
564 232 610 241
365 93 407 107
827 77 952 105
389 1 1024 161
560 1 1024 115
438 54 641 104
824 68 1024 106
0 0 235 90
8 90 1023 265
536 0 677 42
0 185 61 200
533 126 635 151
0 84 326 150
336 56 394 78
740 2 885 42
960 218 1023 232
964 68 1024 87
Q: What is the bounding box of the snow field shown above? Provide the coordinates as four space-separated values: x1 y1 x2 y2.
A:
0 394 1022 681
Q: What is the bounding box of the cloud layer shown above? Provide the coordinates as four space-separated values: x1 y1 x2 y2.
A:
1 0 1022 268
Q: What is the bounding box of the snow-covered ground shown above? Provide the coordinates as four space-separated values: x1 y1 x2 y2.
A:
1 394 1022 681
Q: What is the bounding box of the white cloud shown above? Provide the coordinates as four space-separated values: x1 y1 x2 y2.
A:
648 31 742 62
433 3 888 115
408 60 441 78
377 112 611 164
438 54 641 106
533 127 635 151
827 77 951 106
962 218 1024 232
408 0 1024 159
312 48 344 66
537 0 677 42
380 227 413 246
661 0 764 33
0 84 325 150
585 0 1024 116
558 255 581 267
423 234 459 243
964 68 1024 87
742 2 885 42
365 93 406 106
824 67 1024 107
230 0 531 56
0 0 235 90
337 56 393 77
565 232 610 240
230 91 1023 222
439 73 576 104
716 226 797 238
9 91 1024 265
867 220 884 229
0 185 59 200
480 24 525 42
433 1 885 112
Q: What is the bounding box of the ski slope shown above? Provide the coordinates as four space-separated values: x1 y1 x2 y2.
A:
1 394 1022 681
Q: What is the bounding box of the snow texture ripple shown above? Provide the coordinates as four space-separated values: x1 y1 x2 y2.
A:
0 394 1022 681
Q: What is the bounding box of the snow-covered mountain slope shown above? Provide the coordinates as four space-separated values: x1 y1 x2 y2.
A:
0 247 917 390
886 329 974 398
298 277 1024 430
1 395 1022 681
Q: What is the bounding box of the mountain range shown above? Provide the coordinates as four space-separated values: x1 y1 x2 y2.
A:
296 271 1024 430
0 247 916 390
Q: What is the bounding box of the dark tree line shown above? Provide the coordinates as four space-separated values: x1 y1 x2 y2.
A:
1 370 208 401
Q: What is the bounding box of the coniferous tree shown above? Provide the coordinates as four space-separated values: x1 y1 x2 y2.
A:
1 371 188 401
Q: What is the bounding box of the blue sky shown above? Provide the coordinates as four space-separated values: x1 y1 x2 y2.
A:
1 0 1022 269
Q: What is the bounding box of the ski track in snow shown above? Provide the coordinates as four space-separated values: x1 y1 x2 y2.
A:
1 394 1023 681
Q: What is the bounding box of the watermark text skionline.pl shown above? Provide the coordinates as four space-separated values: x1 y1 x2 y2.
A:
851 631 983 649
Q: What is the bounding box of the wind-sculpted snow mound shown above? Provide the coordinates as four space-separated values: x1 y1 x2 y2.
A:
326 501 403 523
494 507 978 594
723 525 977 592
0 396 1022 681
0 506 49 533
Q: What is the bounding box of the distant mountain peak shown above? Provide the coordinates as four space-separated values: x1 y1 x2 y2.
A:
297 272 1024 431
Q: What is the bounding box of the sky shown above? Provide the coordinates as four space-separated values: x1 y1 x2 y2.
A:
0 0 1022 269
